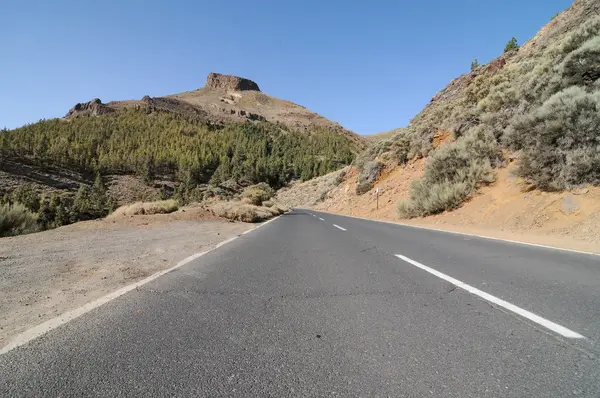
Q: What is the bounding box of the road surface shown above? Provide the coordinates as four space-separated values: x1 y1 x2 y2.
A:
1 209 599 397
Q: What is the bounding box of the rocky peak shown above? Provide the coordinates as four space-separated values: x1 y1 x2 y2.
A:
205 73 261 92
64 98 115 119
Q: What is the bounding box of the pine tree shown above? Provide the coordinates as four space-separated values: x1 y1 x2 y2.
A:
90 173 108 215
504 37 519 53
471 58 480 71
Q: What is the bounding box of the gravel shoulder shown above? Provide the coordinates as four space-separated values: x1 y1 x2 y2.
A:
0 211 253 348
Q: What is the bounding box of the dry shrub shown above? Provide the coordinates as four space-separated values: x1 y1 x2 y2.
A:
356 160 383 195
210 201 284 223
0 203 39 237
505 86 600 190
241 183 275 206
109 199 179 217
397 128 500 218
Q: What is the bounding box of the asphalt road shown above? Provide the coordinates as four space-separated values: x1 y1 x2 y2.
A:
1 209 599 397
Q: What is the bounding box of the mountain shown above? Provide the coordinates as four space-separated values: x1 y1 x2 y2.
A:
63 73 364 148
277 0 600 244
0 73 365 231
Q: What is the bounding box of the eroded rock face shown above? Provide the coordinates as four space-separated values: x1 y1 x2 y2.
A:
64 98 115 118
205 73 260 92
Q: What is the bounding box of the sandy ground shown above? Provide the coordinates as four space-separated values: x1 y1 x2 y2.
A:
313 160 600 254
0 208 253 348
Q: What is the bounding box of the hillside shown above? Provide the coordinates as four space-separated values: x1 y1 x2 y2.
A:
0 73 364 235
277 0 600 249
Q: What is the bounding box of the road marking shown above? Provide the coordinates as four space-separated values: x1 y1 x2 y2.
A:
394 253 585 339
297 209 599 256
333 224 347 231
319 218 324 221
0 216 283 356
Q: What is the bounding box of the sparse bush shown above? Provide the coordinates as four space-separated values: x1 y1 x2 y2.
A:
471 58 480 72
397 159 495 218
505 86 600 190
356 161 383 195
0 202 39 237
559 15 600 55
560 37 600 88
10 184 41 213
504 37 519 53
110 199 179 217
397 128 500 218
210 201 283 223
242 183 275 206
262 199 274 208
423 127 502 185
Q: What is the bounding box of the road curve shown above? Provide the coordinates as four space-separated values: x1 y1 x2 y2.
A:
1 209 599 397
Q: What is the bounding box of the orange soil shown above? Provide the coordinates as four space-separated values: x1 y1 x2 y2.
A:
316 161 600 254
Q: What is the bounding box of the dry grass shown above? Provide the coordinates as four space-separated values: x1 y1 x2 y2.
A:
275 167 348 209
209 201 286 223
109 199 179 218
241 183 274 206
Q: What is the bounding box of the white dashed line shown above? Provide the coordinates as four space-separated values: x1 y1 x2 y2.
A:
333 224 347 231
308 210 598 256
394 253 585 339
319 218 324 221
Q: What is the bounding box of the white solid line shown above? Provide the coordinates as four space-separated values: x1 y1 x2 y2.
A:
0 215 283 356
241 215 281 235
319 218 324 221
299 209 598 256
333 224 347 231
394 254 585 339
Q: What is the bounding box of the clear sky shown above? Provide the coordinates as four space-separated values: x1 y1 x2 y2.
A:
1 0 573 134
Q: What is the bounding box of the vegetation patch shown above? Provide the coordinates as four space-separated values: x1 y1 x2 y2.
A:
109 199 180 218
397 128 501 218
0 203 39 237
210 201 285 223
241 183 275 206
505 87 600 190
356 161 383 195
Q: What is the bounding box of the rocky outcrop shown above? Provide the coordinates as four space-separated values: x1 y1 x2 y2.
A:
64 98 115 119
138 96 209 119
205 73 261 92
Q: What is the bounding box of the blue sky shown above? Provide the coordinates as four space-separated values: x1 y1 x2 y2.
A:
1 0 573 134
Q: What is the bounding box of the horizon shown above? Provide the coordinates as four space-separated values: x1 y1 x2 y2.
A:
1 0 573 134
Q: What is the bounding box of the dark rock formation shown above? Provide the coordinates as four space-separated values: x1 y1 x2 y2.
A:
205 73 261 92
64 98 115 118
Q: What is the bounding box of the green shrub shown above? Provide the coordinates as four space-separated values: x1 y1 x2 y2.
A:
242 183 275 206
471 58 480 72
10 184 41 213
505 86 600 190
0 202 39 237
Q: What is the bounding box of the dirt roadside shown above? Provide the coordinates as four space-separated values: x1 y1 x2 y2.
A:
292 162 600 254
0 209 254 348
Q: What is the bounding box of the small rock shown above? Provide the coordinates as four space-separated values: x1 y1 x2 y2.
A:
572 187 589 195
